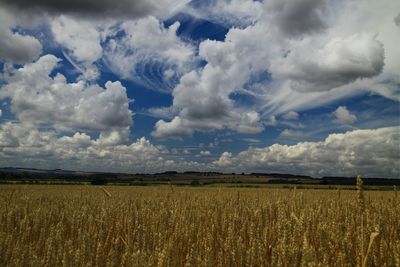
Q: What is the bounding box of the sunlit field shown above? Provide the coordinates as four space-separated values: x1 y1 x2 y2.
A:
0 184 399 266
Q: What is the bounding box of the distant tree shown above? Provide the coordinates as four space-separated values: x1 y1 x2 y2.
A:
90 174 109 185
21 171 31 180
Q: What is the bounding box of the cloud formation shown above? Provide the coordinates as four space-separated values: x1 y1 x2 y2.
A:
282 111 299 121
0 0 189 19
0 8 42 64
264 0 328 37
200 150 211 156
184 0 262 27
278 129 304 139
273 33 385 92
0 122 205 173
333 106 357 125
214 127 400 178
2 121 397 177
0 55 133 142
103 16 196 92
152 0 398 138
0 0 398 178
152 25 269 138
50 15 102 80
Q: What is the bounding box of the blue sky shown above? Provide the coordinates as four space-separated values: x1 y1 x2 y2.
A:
0 0 399 177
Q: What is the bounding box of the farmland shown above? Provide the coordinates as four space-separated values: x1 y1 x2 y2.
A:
0 184 399 266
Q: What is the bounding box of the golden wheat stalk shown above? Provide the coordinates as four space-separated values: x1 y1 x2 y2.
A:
357 175 365 266
362 232 379 267
100 186 112 197
357 175 364 211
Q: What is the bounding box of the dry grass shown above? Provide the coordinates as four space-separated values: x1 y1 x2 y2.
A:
0 185 399 266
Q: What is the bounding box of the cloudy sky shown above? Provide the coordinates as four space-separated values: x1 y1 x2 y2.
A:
0 0 399 177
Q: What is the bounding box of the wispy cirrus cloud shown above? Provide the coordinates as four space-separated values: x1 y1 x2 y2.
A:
103 16 197 92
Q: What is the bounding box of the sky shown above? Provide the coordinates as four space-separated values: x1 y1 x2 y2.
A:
0 0 399 177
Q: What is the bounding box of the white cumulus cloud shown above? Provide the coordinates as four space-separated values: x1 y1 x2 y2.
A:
152 25 270 138
0 8 42 64
0 55 133 142
152 0 400 138
200 150 211 156
213 127 400 178
272 33 385 92
333 106 357 125
0 122 206 173
50 15 102 80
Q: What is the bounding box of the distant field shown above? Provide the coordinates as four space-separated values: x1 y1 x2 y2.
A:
0 185 399 266
2 169 399 188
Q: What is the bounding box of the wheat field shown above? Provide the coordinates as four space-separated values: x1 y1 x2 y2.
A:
0 184 399 266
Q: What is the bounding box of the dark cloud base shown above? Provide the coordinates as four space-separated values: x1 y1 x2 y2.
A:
0 0 155 18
